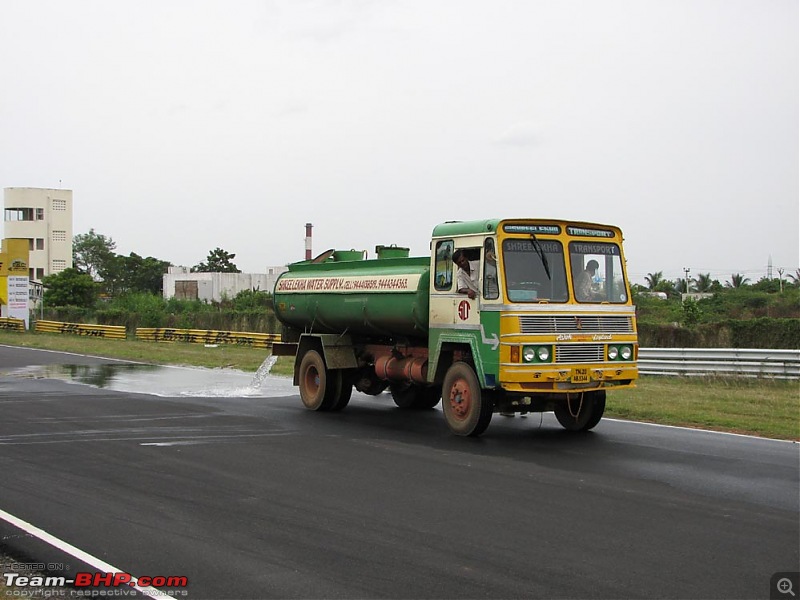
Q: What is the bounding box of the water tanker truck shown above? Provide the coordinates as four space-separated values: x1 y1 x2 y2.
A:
273 218 638 436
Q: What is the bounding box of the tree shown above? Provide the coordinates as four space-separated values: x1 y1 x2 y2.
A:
119 253 171 295
752 277 782 293
41 268 98 307
693 273 715 293
73 229 117 280
681 297 701 327
674 278 691 294
645 272 665 290
192 248 241 273
648 272 676 296
725 273 750 288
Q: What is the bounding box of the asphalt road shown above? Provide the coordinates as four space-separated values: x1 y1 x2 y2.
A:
0 345 797 599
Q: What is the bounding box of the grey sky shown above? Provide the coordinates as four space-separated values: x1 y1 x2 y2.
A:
1 0 797 285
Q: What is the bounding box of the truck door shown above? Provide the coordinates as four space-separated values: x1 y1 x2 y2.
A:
430 239 482 327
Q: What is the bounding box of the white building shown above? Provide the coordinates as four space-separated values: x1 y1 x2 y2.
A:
3 187 73 281
162 266 288 302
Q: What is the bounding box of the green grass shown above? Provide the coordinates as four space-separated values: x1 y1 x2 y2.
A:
1 330 797 440
606 376 799 441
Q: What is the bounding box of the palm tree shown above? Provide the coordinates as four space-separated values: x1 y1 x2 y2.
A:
725 273 750 288
674 278 691 293
645 271 665 290
693 273 714 293
787 269 800 287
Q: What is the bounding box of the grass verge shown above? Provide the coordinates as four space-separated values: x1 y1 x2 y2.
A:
606 377 799 441
1 330 797 440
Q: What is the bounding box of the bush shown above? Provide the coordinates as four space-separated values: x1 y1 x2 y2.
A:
638 319 799 349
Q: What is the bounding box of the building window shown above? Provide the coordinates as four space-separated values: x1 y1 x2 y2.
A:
52 199 67 211
36 268 45 279
36 238 45 250
4 208 34 221
52 230 66 242
36 208 45 220
52 259 66 272
29 238 35 251
29 268 34 279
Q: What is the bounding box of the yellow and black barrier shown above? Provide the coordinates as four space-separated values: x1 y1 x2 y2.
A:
35 320 127 340
136 328 280 349
0 317 26 332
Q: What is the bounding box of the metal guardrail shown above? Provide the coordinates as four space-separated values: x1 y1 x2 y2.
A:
34 320 127 339
34 321 127 340
638 348 800 379
135 328 280 349
0 317 26 331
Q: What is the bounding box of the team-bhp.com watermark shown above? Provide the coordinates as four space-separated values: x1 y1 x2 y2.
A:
3 569 189 597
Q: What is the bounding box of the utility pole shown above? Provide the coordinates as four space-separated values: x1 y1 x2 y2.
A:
777 267 784 292
683 267 691 294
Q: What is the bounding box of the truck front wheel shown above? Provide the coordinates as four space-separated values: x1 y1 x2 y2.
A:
298 349 338 411
553 390 606 431
442 362 493 436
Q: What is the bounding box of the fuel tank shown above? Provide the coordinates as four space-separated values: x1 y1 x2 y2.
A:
273 252 430 339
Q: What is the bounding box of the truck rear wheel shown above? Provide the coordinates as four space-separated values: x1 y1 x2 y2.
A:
553 390 606 431
298 349 337 411
329 371 354 412
442 362 493 436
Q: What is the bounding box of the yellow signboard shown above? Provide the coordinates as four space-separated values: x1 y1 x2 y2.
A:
1 238 30 310
0 238 29 276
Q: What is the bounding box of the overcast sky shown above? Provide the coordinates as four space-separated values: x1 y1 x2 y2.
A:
1 0 797 285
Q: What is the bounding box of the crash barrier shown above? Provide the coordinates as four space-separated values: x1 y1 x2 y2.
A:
638 348 800 380
34 320 127 340
135 328 280 349
0 317 26 331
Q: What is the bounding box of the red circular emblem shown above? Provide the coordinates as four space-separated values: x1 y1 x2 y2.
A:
458 300 470 320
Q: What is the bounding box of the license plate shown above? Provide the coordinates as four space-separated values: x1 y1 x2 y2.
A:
571 367 589 383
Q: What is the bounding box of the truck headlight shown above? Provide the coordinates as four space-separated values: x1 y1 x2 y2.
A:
523 346 536 363
620 345 632 360
537 346 551 362
608 346 619 360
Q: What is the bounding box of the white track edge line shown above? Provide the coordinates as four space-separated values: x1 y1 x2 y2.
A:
0 507 165 598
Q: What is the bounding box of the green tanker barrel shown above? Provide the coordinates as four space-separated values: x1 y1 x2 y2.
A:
273 254 430 339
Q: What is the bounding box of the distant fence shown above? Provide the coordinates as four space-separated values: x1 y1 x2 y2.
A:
135 328 280 349
34 320 127 339
638 348 800 379
0 317 25 332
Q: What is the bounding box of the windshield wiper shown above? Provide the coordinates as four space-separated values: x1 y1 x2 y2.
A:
529 234 551 280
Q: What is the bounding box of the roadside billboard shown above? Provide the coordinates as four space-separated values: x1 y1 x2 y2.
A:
0 239 30 328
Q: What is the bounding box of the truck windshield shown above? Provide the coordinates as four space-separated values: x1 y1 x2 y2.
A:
569 241 628 303
502 239 568 302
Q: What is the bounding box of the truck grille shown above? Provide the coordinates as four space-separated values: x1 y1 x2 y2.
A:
520 315 633 334
555 344 604 363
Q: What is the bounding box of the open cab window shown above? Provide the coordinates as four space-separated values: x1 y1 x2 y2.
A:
569 241 628 303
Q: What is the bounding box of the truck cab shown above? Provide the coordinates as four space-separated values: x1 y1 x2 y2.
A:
424 219 637 435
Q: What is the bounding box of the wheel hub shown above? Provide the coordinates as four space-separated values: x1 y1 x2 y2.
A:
449 379 471 420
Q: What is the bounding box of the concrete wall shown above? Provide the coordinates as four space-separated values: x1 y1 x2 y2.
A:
163 267 288 302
